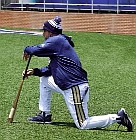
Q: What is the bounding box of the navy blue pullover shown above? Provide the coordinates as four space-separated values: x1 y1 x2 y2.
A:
24 34 88 90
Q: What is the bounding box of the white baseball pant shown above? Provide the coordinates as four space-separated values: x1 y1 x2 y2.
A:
39 76 120 129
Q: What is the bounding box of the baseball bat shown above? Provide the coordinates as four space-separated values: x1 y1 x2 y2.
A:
8 55 32 123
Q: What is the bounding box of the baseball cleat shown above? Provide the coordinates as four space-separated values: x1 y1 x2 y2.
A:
27 112 52 124
117 108 133 132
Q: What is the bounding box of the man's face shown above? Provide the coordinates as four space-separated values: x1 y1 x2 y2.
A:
43 30 52 40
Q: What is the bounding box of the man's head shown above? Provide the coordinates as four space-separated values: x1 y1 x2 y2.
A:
42 16 62 39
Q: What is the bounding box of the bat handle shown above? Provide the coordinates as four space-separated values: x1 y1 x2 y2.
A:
23 55 32 80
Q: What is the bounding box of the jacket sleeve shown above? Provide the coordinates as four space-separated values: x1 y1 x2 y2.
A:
33 65 52 77
24 37 59 57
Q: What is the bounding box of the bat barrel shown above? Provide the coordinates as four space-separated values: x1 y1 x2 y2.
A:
8 107 15 123
8 118 13 123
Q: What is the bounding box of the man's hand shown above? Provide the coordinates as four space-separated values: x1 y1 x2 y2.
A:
23 53 30 61
22 69 34 79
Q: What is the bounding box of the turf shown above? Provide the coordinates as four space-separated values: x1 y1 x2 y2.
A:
0 31 135 140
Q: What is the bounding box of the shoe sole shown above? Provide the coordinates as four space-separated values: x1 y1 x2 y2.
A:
28 120 52 124
27 118 52 124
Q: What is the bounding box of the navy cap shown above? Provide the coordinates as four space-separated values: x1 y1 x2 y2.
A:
42 16 62 34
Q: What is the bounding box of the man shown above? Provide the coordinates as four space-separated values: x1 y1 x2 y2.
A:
23 16 133 131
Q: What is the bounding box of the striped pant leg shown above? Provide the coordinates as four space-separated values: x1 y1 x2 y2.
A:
63 84 118 129
63 83 89 128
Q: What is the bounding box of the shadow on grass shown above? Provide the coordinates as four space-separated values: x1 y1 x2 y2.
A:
11 121 132 133
94 128 129 133
51 122 131 132
51 121 76 128
51 122 133 133
11 121 76 128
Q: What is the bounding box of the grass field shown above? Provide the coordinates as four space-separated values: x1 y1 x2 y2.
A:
0 31 136 140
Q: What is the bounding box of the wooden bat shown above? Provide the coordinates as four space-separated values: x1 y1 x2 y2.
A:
8 55 32 123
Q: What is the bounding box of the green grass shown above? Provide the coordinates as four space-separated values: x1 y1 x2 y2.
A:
0 31 135 140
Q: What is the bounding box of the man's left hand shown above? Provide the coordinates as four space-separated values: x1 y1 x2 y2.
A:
23 53 30 61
